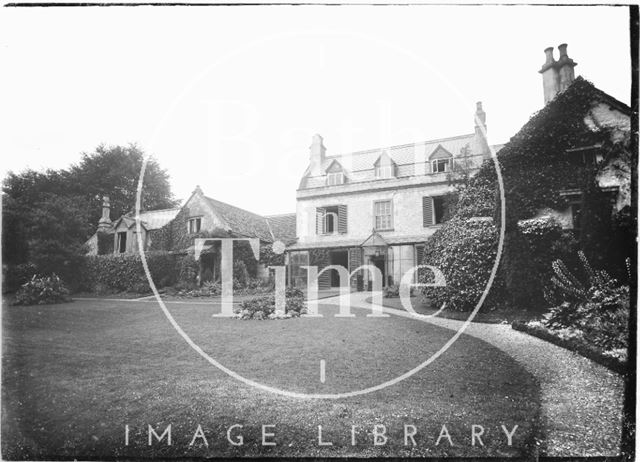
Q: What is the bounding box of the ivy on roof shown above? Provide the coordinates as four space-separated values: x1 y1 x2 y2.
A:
462 76 631 225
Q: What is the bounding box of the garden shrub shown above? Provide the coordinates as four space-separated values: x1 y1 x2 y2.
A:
233 260 250 287
420 217 503 311
3 262 38 293
502 217 578 309
177 254 199 285
14 274 71 305
383 284 400 298
383 284 414 298
543 251 630 352
235 287 306 320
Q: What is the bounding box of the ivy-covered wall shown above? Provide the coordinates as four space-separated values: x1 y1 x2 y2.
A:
422 77 632 311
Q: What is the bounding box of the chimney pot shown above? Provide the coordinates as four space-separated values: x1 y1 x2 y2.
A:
558 43 568 58
543 46 555 65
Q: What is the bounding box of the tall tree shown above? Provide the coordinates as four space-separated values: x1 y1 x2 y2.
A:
2 144 178 277
68 144 179 228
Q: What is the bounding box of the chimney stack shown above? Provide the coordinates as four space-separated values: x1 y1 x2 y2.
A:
309 134 326 176
538 44 577 104
474 102 489 155
97 195 112 232
556 43 577 92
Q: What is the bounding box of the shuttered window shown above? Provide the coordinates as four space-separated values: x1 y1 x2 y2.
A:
316 205 347 234
316 208 325 235
422 197 434 227
337 205 347 234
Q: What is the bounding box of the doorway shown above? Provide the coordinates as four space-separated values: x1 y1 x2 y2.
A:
329 250 349 287
370 255 386 288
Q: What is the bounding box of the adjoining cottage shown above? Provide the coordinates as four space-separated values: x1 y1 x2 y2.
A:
85 186 296 284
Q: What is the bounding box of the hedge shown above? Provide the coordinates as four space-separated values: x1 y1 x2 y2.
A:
81 251 183 294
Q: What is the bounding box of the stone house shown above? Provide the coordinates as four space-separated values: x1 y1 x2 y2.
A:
286 102 499 290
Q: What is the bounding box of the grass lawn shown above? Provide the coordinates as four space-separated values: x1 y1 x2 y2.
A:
377 296 546 324
2 298 543 458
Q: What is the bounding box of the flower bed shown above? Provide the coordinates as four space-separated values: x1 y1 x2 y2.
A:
512 320 627 374
234 287 306 320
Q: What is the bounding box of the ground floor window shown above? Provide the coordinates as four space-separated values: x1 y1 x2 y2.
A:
288 251 309 287
116 231 127 253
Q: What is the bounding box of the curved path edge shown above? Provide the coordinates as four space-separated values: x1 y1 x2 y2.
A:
317 292 624 457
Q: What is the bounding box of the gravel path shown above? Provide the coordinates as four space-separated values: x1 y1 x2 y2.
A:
319 292 624 457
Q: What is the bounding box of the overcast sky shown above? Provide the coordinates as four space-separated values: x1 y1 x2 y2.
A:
0 5 632 215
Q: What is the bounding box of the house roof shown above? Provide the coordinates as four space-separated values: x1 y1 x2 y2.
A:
265 213 297 244
300 133 484 189
203 195 274 242
114 207 181 231
137 208 181 230
496 77 630 162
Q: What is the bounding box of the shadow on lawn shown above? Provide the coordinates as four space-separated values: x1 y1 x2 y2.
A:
2 299 545 459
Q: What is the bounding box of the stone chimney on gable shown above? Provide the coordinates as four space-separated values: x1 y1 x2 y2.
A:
539 44 577 104
474 101 489 155
556 43 577 92
309 134 326 176
97 195 112 232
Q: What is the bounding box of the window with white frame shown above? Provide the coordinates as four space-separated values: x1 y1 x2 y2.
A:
431 158 450 173
375 165 394 179
188 217 202 234
326 172 344 186
374 200 393 230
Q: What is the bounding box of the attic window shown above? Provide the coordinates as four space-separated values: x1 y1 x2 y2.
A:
327 172 344 186
188 217 202 234
375 165 394 179
431 159 450 173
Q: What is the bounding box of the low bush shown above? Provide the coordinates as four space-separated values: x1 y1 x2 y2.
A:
383 284 400 298
542 252 630 353
14 274 71 305
383 284 415 298
168 280 221 298
512 320 627 373
235 277 273 295
3 263 38 293
234 287 306 320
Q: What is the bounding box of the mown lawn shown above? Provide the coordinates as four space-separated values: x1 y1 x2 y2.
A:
2 298 543 459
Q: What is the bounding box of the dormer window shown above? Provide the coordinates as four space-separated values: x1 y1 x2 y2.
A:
375 165 394 179
327 172 344 186
374 152 396 179
429 145 453 174
431 159 450 173
188 217 202 234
